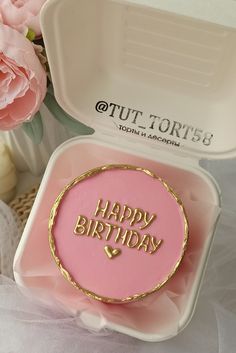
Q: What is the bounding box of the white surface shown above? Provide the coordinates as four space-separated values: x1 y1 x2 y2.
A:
120 0 236 28
42 0 236 159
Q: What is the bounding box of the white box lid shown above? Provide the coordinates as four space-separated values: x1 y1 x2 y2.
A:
41 0 236 159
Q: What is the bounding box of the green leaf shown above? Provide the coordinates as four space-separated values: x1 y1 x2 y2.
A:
44 87 94 136
26 27 36 42
22 111 44 144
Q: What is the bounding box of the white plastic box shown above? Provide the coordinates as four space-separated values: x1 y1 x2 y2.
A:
14 0 236 342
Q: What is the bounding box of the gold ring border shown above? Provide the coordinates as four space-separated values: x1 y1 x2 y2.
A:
48 164 189 304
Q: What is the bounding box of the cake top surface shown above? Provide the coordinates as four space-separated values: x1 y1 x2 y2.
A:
49 165 188 303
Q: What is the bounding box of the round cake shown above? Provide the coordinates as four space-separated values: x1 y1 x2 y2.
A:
49 165 188 304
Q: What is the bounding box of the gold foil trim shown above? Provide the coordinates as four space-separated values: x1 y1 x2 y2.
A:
48 164 189 304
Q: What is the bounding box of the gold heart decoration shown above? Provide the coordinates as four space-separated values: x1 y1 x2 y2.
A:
104 245 121 259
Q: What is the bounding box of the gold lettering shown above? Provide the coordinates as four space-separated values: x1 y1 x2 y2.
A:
94 199 110 218
126 231 140 248
120 205 133 223
140 213 156 230
74 200 161 256
130 208 144 226
86 219 94 236
107 202 121 222
91 221 105 240
137 234 151 252
105 223 118 241
149 237 163 254
74 215 88 235
115 227 131 245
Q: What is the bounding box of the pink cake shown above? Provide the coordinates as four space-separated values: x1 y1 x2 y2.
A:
49 165 188 304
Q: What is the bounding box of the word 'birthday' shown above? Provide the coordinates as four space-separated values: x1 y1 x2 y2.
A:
74 199 163 255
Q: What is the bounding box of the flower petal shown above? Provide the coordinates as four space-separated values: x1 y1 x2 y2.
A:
0 0 47 36
0 23 47 130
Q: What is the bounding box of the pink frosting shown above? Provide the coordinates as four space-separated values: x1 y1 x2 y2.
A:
52 167 187 302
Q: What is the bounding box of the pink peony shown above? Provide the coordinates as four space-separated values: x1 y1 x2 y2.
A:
0 0 47 36
0 23 47 130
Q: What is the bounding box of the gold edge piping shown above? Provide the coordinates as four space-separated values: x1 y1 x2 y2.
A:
48 164 189 304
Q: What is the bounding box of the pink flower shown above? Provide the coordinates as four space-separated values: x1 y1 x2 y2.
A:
0 23 47 130
0 0 47 36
